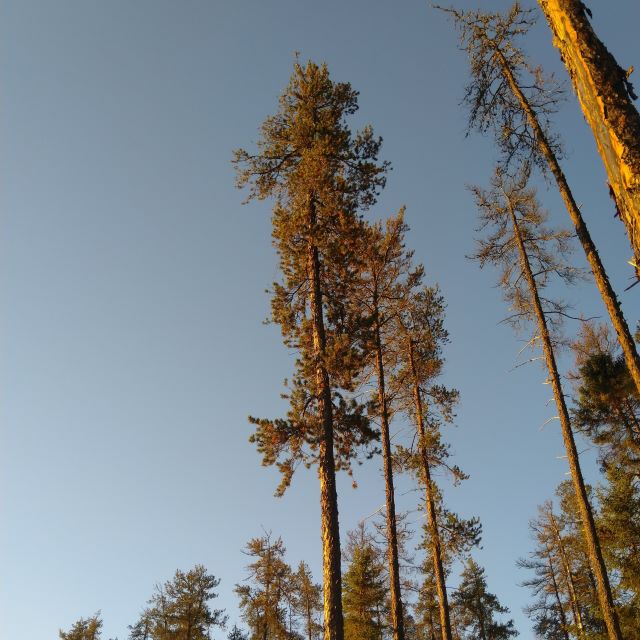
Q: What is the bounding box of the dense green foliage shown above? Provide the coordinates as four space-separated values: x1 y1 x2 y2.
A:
342 526 388 640
452 560 518 640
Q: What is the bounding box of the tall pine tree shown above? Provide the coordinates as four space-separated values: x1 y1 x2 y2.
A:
470 169 622 640
355 211 422 640
234 60 387 640
392 283 467 640
235 534 294 640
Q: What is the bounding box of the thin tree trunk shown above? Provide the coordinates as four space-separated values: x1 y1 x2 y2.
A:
428 607 437 640
547 510 586 640
537 0 640 271
307 196 344 640
373 306 405 640
508 201 623 640
264 560 270 640
543 544 571 640
408 338 453 640
495 48 640 402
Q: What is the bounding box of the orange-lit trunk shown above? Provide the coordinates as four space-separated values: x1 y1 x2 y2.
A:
538 0 640 274
373 307 405 640
307 196 344 640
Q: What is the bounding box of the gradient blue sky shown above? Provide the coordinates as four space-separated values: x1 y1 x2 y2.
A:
2 1 639 638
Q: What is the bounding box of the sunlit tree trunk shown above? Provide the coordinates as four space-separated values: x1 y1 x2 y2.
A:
538 0 640 273
373 300 405 640
236 61 386 640
508 199 623 640
307 195 344 640
408 338 452 640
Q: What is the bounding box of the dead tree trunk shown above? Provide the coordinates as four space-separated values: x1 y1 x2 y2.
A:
538 0 640 272
508 199 623 640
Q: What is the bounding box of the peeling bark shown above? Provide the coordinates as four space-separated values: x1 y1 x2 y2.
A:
538 0 640 274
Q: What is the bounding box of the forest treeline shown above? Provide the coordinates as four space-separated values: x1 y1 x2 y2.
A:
59 2 640 640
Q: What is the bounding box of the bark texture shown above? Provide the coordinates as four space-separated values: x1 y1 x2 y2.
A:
538 0 640 271
308 199 344 640
508 201 623 640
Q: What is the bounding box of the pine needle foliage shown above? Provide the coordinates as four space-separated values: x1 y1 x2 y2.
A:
571 324 640 473
128 566 227 640
235 534 294 640
470 169 623 640
342 525 388 640
233 59 387 496
60 614 104 640
452 560 518 640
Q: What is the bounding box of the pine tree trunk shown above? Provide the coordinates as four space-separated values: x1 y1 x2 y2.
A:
537 0 640 272
543 544 571 640
508 202 623 640
374 311 405 640
495 49 640 402
307 196 344 640
408 339 453 640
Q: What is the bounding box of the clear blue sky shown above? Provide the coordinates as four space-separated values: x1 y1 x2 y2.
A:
1 1 639 638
